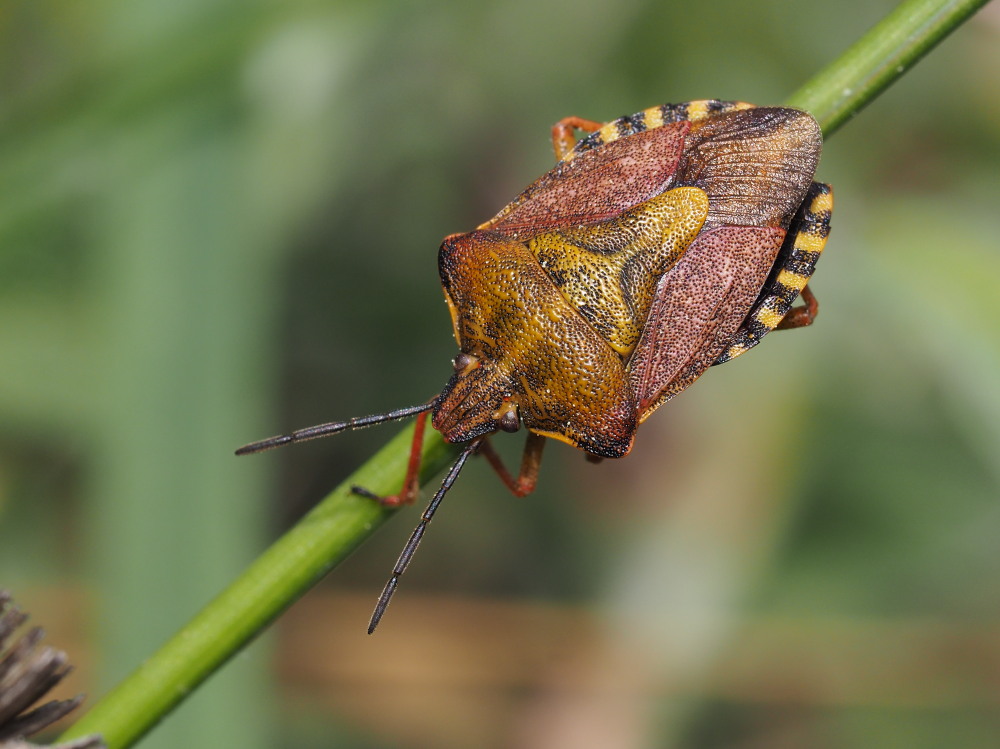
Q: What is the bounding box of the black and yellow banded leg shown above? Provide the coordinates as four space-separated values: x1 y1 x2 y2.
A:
559 100 755 163
775 284 818 330
715 182 833 365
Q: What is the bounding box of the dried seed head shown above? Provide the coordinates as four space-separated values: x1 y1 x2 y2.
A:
0 591 105 748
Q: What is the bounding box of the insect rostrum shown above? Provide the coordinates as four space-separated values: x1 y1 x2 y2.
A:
238 100 833 632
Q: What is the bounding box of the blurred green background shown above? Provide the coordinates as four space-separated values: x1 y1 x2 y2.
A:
1 1 998 747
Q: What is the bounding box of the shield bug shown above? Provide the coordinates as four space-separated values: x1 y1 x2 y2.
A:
238 100 833 632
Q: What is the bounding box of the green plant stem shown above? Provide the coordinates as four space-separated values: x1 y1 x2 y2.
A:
786 0 991 136
61 0 990 746
62 420 456 748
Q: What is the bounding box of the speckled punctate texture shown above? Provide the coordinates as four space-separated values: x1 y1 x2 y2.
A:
436 232 636 458
528 187 708 357
435 101 830 457
629 225 785 416
481 123 689 235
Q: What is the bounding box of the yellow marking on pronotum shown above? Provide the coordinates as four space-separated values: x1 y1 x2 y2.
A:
530 427 576 448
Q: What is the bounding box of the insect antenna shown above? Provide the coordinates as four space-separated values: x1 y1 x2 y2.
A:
235 401 435 455
368 437 481 634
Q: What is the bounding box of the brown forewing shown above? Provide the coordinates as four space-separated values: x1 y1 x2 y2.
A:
628 226 786 418
679 107 822 231
483 123 691 237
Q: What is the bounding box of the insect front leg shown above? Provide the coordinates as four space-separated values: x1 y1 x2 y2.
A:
477 432 546 497
352 410 429 507
550 116 605 160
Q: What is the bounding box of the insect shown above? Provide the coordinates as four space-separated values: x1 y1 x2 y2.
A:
238 100 833 632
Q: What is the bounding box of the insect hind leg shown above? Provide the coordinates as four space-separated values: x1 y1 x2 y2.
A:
776 284 818 330
714 182 833 365
551 116 605 161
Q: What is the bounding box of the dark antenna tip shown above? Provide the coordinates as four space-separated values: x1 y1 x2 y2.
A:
234 435 293 456
367 577 397 634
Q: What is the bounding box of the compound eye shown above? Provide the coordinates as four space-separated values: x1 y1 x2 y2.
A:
497 406 520 433
453 352 478 373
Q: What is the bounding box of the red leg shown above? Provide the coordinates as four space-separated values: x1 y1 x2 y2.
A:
353 410 428 507
478 433 546 497
551 116 604 161
776 285 819 330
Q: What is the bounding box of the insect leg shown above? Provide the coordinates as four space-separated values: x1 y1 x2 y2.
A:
714 182 833 365
775 285 818 330
368 439 479 634
550 116 604 160
351 410 429 507
477 432 546 497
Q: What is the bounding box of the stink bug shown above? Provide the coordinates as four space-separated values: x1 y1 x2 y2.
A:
238 100 833 632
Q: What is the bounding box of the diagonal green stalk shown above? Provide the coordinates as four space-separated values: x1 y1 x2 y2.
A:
63 418 458 749
786 0 990 136
61 0 991 746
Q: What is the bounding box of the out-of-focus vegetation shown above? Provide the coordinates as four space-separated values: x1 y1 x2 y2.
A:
1 1 997 748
